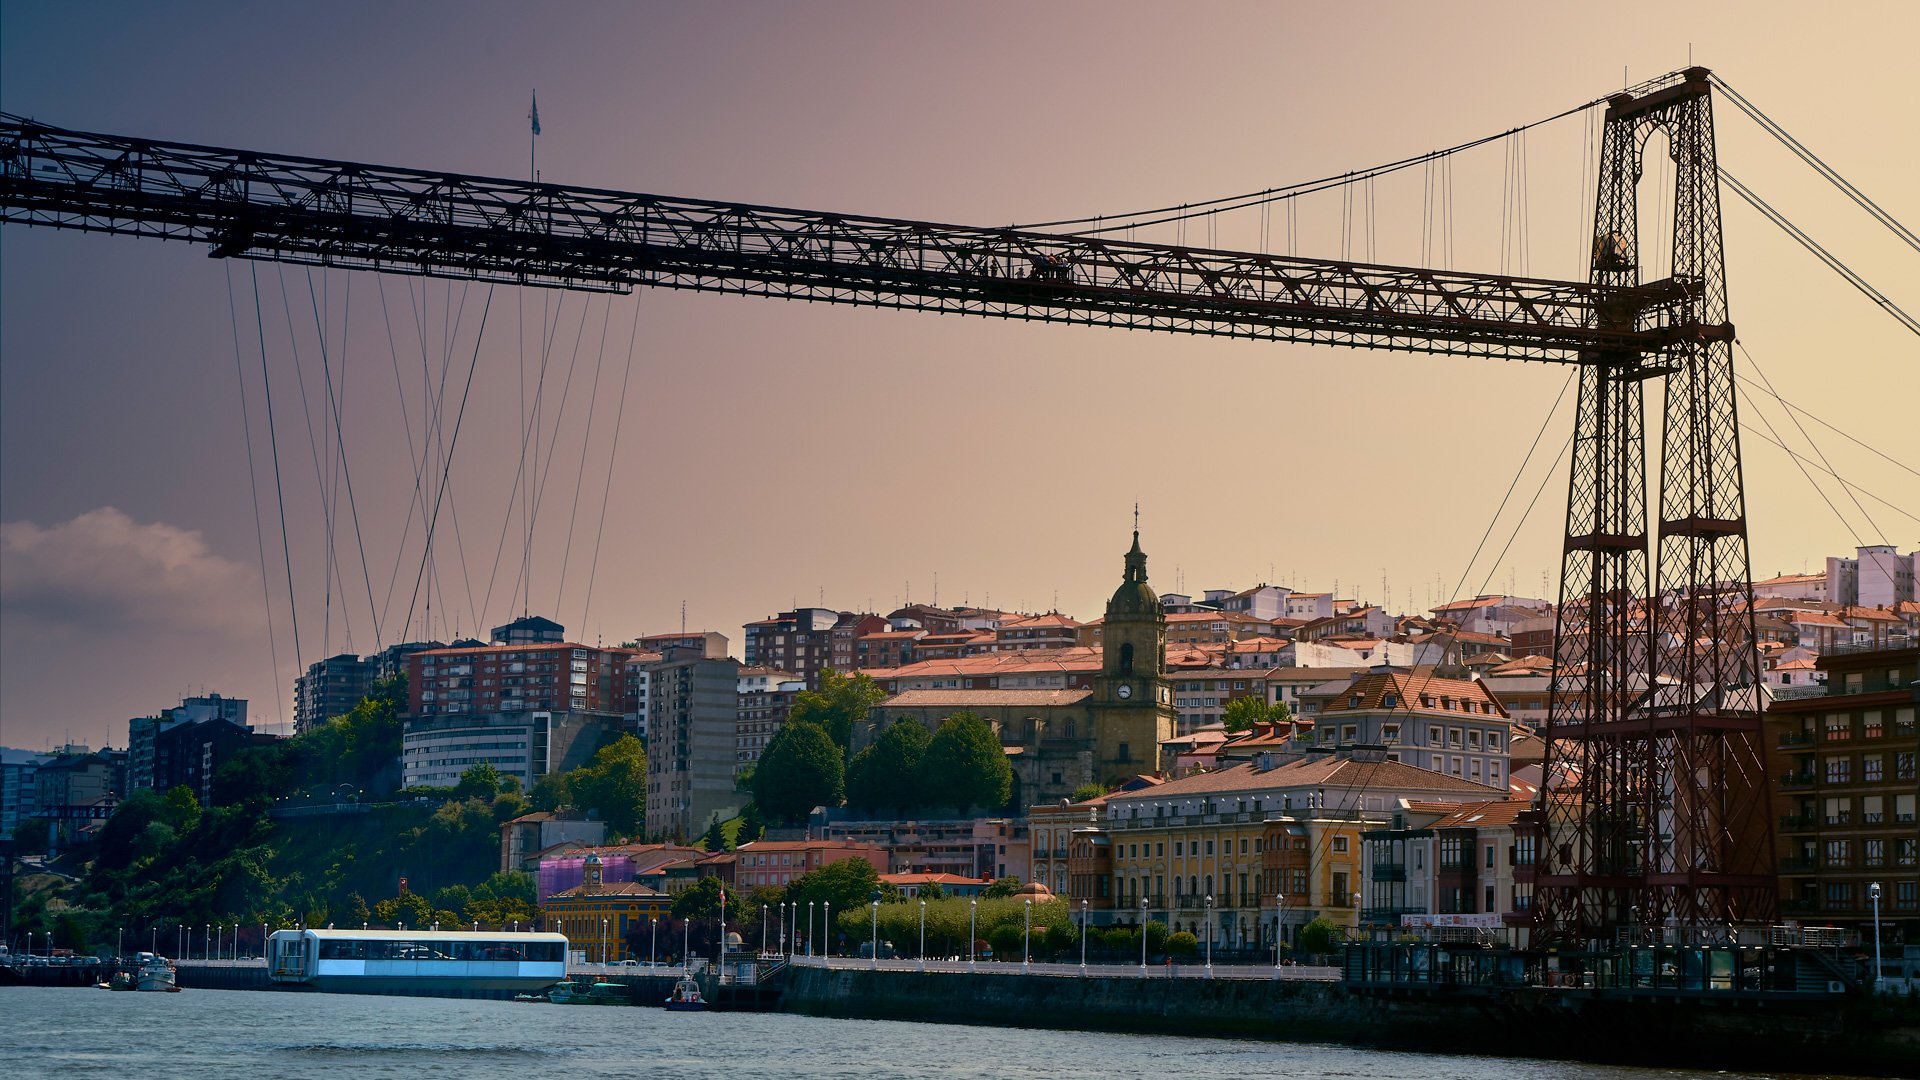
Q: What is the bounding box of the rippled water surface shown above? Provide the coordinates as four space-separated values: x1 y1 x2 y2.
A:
0 987 1854 1079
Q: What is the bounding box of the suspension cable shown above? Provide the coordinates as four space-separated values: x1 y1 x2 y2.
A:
1720 166 1920 338
226 262 286 732
1711 74 1919 254
1014 97 1605 235
250 263 303 672
1738 340 1890 544
1731 371 1918 480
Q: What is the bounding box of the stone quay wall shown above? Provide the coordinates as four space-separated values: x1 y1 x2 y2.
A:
781 966 1920 1076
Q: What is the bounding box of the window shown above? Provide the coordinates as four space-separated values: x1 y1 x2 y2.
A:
1514 834 1537 866
1825 756 1851 784
1428 725 1443 745
1488 732 1502 752
1897 881 1917 911
1825 839 1850 868
1825 796 1849 825
1865 839 1886 868
1825 713 1851 741
1440 836 1466 867
1897 794 1916 824
1898 839 1917 868
1381 723 1401 743
1864 711 1884 738
1174 842 1182 857
1205 839 1214 856
1332 836 1349 854
1485 844 1496 869
1864 755 1884 782
1825 882 1854 909
1240 838 1249 855
1896 752 1916 781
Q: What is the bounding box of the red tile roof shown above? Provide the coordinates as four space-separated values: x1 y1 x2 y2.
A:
881 688 1093 708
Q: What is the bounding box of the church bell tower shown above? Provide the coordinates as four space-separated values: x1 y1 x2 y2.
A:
1090 529 1176 780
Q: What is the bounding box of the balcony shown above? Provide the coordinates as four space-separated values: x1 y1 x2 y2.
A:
1779 772 1817 789
1371 863 1407 883
1779 855 1819 873
1777 731 1815 748
1778 813 1816 831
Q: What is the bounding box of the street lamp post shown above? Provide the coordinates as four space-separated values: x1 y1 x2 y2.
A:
969 899 977 969
600 918 608 966
917 900 926 972
650 916 658 968
1869 882 1885 993
790 901 798 960
1140 899 1149 974
762 904 769 957
1079 900 1088 976
1274 893 1285 973
682 919 691 974
869 892 880 971
1022 899 1032 974
1203 896 1214 978
118 926 124 961
808 902 815 958
823 901 830 959
778 902 787 957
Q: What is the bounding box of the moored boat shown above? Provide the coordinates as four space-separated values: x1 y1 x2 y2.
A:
135 954 179 992
665 973 706 1011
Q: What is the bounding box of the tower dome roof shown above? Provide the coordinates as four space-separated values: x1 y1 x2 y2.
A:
1107 531 1159 617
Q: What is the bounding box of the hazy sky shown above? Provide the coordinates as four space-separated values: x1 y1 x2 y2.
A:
2 2 1914 749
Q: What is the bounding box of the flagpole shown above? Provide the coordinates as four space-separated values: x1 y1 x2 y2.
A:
529 90 537 182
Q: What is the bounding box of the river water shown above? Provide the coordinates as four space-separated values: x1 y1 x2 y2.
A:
0 986 1856 1079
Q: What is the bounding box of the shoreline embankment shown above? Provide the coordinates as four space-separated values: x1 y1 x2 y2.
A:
780 965 1920 1076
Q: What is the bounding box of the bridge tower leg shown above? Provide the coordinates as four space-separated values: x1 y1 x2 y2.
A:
1535 69 1774 947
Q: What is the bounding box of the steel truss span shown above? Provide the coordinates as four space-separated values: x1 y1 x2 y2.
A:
0 114 1706 364
0 68 1765 946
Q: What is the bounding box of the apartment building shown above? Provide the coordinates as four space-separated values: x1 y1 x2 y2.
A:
1101 748 1502 947
1768 642 1918 948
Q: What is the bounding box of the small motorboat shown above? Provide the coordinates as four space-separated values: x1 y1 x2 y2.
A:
544 979 582 1004
665 973 706 1011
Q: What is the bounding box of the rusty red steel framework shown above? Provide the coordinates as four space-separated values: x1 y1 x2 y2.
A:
0 67 1769 944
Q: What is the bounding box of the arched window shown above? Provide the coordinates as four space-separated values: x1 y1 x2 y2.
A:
1120 642 1135 674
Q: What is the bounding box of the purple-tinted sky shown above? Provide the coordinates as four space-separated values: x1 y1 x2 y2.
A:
3 2 1915 748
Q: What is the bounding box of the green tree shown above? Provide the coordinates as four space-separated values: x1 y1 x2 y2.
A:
919 881 946 901
1166 930 1199 957
981 876 1023 899
736 801 765 846
454 763 504 800
987 923 1024 961
1297 916 1343 957
1223 695 1276 733
701 817 727 853
671 875 727 921
784 857 881 912
343 891 371 926
529 771 571 813
921 712 1011 814
786 668 888 754
845 717 931 816
568 734 647 835
1144 919 1169 954
373 890 434 927
1068 782 1107 803
750 721 844 826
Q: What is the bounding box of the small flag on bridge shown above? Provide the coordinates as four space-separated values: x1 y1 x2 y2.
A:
530 91 541 136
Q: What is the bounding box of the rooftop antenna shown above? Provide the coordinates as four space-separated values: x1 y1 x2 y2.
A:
680 601 687 636
933 572 938 608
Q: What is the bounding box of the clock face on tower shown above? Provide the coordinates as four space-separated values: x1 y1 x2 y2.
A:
1116 683 1133 700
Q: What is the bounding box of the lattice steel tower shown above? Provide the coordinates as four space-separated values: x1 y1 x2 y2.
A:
1535 69 1774 945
